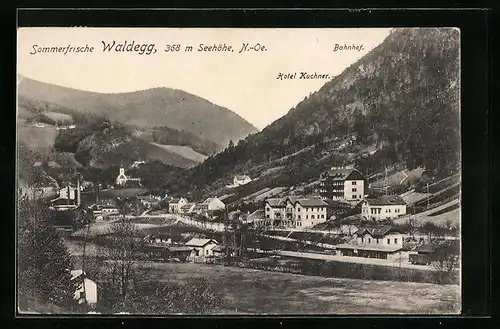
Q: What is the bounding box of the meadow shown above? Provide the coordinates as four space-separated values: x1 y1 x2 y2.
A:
139 262 461 315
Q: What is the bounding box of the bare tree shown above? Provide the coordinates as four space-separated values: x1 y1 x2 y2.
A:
432 240 460 284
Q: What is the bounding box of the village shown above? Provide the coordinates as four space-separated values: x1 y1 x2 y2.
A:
19 159 460 311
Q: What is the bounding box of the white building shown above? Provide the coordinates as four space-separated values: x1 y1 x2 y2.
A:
71 270 98 306
264 196 329 228
185 238 219 262
319 167 365 201
202 197 226 211
361 195 407 221
115 167 141 187
335 225 407 260
233 175 252 186
169 197 188 213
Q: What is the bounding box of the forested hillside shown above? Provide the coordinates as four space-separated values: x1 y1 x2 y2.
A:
18 77 258 150
176 28 460 198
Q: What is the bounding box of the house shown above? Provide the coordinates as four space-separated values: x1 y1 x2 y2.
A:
142 242 194 262
169 197 188 213
179 202 196 214
335 225 407 260
264 196 328 228
137 195 161 208
233 175 252 186
191 203 209 217
71 270 98 306
361 195 407 221
185 238 219 262
131 161 146 168
202 197 226 211
115 166 141 187
319 167 365 201
94 199 119 216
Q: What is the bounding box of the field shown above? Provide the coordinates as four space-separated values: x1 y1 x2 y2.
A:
17 124 58 149
140 262 460 314
370 167 424 188
149 142 207 163
43 111 74 124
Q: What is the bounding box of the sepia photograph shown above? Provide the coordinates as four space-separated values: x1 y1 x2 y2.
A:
16 27 461 315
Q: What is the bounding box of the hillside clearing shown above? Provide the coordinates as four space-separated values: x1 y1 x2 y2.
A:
149 142 207 163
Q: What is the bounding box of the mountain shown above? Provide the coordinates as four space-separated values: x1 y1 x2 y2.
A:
172 28 460 199
18 77 258 150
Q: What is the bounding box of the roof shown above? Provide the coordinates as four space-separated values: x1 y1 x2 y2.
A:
265 198 284 207
293 198 329 207
354 225 404 238
364 195 406 206
235 175 250 180
185 238 219 247
170 197 185 204
70 269 85 280
50 197 76 206
335 243 403 253
166 247 195 252
266 196 328 207
323 168 364 181
202 197 223 205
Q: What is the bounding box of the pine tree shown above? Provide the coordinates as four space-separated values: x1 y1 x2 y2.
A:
18 196 78 312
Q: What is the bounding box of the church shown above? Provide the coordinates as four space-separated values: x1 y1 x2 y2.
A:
115 166 142 187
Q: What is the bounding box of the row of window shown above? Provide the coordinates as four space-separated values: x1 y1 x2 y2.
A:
368 207 402 214
360 237 399 244
266 207 326 212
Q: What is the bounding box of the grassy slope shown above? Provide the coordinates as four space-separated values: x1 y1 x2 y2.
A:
149 143 207 163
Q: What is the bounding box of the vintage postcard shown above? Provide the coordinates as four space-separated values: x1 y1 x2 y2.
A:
16 27 461 315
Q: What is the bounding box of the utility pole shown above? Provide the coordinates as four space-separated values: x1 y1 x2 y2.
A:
426 182 430 210
385 166 389 196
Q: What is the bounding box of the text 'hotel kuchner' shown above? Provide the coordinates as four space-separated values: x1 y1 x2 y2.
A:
319 167 365 201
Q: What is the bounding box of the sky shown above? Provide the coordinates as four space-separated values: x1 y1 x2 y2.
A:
17 28 391 129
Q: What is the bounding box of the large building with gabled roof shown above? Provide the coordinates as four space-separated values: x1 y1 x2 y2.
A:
264 196 329 228
319 167 365 201
335 225 407 260
361 195 407 221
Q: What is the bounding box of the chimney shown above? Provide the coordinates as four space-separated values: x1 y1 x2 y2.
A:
76 174 81 207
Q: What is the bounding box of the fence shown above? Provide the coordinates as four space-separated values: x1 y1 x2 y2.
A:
206 255 458 285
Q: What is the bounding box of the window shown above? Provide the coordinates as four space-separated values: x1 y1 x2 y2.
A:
297 207 301 212
266 207 270 212
306 215 308 219
298 215 301 219
361 237 364 243
321 215 324 219
396 209 400 213
394 238 398 244
387 239 390 244
206 250 209 255
353 195 357 199
311 215 315 219
266 215 270 219
368 238 371 243
352 181 357 185
352 188 357 192
376 239 379 244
